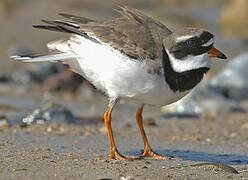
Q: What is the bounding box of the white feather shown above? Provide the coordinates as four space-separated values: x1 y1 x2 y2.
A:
10 56 31 61
165 49 211 73
47 39 72 52
176 35 194 42
202 38 214 47
63 35 189 106
11 53 76 62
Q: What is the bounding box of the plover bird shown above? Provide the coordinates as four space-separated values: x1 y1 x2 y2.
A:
12 7 227 160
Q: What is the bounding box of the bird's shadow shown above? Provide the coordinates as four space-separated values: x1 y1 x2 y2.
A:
160 113 200 119
129 149 248 165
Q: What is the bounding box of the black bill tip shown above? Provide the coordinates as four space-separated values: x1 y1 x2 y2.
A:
208 46 227 60
217 52 227 59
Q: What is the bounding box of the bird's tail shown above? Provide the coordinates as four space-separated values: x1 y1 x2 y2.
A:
10 52 76 63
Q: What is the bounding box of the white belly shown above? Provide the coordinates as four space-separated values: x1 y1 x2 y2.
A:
66 35 190 106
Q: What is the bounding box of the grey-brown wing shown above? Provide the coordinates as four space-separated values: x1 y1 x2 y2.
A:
80 7 172 59
33 6 172 60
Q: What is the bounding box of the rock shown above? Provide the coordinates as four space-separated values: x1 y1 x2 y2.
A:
28 63 61 83
208 53 248 101
17 103 76 126
0 74 10 83
162 83 243 116
220 0 248 38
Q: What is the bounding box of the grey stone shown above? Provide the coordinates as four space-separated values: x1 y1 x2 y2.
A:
208 53 248 101
16 103 76 126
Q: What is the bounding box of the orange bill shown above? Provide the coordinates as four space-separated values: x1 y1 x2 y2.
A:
208 46 227 59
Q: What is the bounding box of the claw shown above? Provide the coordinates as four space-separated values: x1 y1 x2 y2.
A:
110 150 141 160
141 148 172 160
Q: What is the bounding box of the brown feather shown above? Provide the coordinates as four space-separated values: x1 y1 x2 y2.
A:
58 13 95 24
34 7 172 60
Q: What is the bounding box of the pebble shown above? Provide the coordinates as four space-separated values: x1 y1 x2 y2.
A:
120 176 136 180
143 118 156 126
0 116 9 128
205 138 211 142
16 103 76 126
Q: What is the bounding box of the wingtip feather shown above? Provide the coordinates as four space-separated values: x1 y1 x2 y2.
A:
10 55 32 62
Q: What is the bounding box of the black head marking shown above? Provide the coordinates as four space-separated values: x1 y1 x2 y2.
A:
162 44 209 92
170 29 214 60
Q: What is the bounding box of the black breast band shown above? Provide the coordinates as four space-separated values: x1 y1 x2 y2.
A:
162 45 209 92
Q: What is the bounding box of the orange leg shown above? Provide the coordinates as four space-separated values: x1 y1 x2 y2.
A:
104 106 139 160
136 105 169 159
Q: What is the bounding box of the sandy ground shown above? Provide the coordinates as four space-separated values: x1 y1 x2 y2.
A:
0 92 248 180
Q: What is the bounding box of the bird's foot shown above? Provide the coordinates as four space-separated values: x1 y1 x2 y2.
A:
109 150 141 160
141 148 172 160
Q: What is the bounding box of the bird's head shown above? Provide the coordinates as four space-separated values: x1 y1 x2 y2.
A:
163 28 227 73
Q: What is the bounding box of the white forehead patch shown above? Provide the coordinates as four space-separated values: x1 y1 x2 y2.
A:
202 38 214 47
176 35 194 43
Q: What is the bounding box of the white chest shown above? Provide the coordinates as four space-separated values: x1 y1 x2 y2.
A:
67 35 191 106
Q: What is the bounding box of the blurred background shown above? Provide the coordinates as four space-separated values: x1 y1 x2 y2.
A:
1 0 247 69
0 0 248 128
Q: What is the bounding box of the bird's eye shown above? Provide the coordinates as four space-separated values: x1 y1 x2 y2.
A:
186 39 196 46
